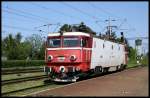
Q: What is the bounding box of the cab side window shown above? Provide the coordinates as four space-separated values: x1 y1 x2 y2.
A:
82 39 87 47
81 37 89 47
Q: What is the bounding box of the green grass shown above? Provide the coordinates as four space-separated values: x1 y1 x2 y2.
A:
2 78 66 97
2 78 45 94
2 72 45 81
2 60 45 68
127 59 137 68
127 55 148 68
141 56 148 66
3 84 63 97
127 63 137 68
2 66 44 70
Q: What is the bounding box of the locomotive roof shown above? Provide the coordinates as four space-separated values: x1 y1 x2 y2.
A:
47 32 125 45
48 32 90 37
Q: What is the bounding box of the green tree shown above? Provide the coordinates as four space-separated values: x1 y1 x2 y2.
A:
17 42 32 60
15 33 23 59
37 42 46 59
25 34 43 59
59 22 96 35
116 37 121 43
110 32 117 41
77 22 96 35
2 34 18 59
3 33 24 60
2 33 46 60
15 33 22 44
128 46 137 62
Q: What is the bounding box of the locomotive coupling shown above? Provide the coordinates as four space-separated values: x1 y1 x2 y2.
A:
59 66 65 73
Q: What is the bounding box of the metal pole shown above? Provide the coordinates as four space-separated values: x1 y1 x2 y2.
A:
109 17 111 36
48 25 49 33
135 41 137 61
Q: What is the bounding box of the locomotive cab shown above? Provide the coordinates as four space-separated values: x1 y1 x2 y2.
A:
44 32 92 82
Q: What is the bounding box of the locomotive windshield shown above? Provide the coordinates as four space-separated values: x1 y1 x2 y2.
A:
63 37 79 47
47 38 61 48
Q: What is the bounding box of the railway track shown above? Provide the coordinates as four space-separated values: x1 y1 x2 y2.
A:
2 79 56 96
2 64 141 86
2 68 43 75
2 75 47 85
2 65 144 96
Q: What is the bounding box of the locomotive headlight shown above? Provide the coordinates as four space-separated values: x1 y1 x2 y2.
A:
70 55 77 61
47 55 53 61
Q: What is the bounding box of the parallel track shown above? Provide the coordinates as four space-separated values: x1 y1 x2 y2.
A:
2 75 47 85
2 68 43 75
2 80 55 96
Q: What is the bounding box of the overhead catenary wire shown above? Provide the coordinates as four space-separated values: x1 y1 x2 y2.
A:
3 6 49 21
32 3 100 30
3 3 90 33
2 16 41 23
95 22 104 31
117 19 127 29
126 37 148 40
34 23 61 29
31 2 104 33
2 2 139 37
34 23 62 33
61 2 100 20
3 24 38 32
31 2 84 22
53 23 62 32
87 2 112 18
2 30 9 34
61 2 106 32
88 2 118 30
31 2 88 31
4 3 104 33
87 2 134 34
87 2 124 20
2 9 47 24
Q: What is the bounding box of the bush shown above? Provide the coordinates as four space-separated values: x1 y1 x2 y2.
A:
2 60 45 68
127 55 149 68
141 55 148 65
127 57 137 68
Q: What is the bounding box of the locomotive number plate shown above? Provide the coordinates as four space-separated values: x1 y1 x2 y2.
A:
57 57 65 62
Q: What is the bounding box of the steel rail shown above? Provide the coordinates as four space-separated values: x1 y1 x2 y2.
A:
2 75 47 85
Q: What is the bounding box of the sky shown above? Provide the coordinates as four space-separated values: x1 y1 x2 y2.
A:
2 1 149 53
